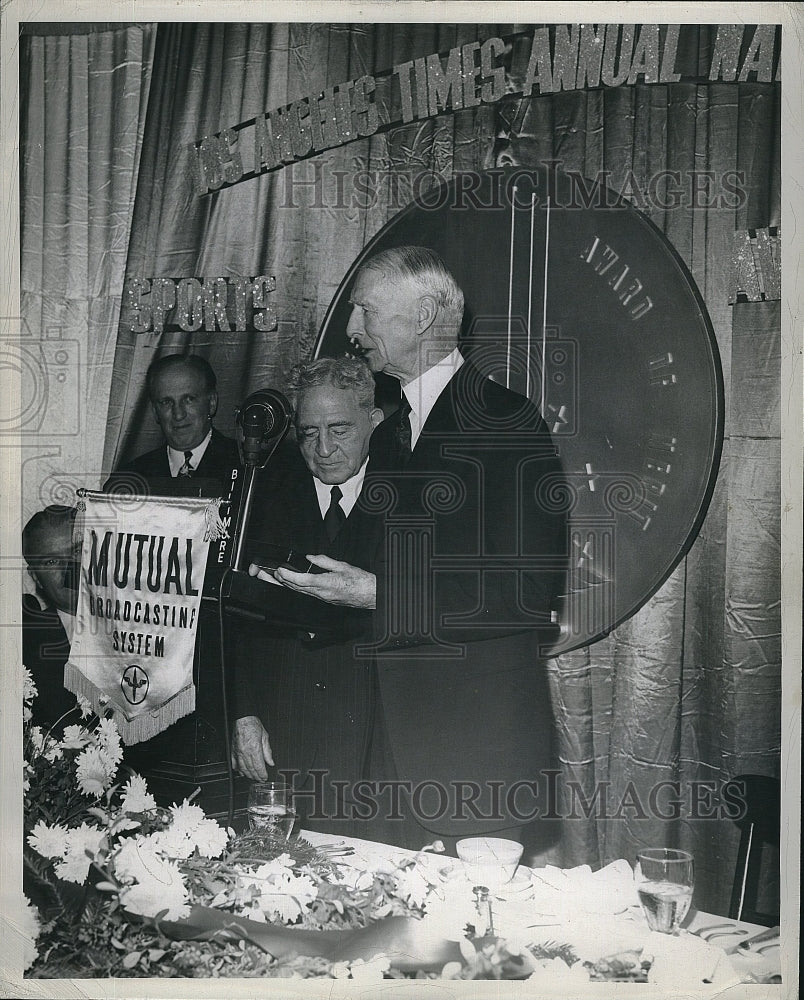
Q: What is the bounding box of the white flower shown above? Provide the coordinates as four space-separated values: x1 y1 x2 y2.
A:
120 773 157 814
150 825 196 860
330 960 351 979
141 799 227 861
191 818 229 858
75 746 111 797
60 724 92 751
23 706 32 723
76 694 93 718
168 800 206 835
20 895 40 971
95 718 123 769
113 835 174 884
111 815 141 834
28 819 70 859
54 823 105 884
394 866 432 908
240 858 318 924
253 853 294 878
22 667 38 704
243 900 266 923
118 869 190 921
114 837 190 920
258 885 313 923
527 956 588 982
261 873 318 924
348 956 391 983
29 727 62 762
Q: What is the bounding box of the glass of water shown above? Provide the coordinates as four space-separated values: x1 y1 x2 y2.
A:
247 781 296 840
635 848 694 934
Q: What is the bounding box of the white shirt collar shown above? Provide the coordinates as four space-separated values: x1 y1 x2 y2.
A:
167 429 213 477
313 458 369 518
402 347 464 448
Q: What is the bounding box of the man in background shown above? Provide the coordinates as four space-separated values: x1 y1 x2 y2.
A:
112 354 239 486
230 356 384 835
104 353 241 779
22 505 81 732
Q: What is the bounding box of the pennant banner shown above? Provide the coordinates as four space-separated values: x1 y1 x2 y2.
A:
66 491 223 744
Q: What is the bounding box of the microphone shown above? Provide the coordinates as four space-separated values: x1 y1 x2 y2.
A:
235 389 292 467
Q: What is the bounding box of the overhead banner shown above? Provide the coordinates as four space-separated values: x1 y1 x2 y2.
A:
188 24 781 195
65 491 224 744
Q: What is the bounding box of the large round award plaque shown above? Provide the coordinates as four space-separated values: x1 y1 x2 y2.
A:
315 166 724 655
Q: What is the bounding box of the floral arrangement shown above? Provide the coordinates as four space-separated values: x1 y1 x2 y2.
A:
22 669 585 981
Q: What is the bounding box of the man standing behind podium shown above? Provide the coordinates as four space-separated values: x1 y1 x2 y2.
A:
273 247 567 853
114 354 239 486
230 357 384 834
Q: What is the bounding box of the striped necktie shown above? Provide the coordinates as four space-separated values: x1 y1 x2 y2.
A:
178 450 194 477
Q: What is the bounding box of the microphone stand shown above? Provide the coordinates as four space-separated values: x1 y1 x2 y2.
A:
229 463 259 572
219 390 292 827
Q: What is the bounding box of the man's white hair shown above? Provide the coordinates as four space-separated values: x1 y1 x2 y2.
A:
359 246 464 328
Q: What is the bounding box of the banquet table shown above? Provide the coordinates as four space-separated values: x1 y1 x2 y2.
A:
299 829 783 987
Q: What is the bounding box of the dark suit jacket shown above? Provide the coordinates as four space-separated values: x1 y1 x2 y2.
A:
22 594 75 734
364 361 568 836
229 446 382 830
112 428 240 488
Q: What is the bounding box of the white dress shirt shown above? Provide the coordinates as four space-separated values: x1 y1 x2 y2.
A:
401 347 464 449
167 429 213 477
312 458 369 518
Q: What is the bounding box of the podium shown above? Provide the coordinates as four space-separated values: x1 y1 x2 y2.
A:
123 571 371 818
122 596 249 818
113 469 371 820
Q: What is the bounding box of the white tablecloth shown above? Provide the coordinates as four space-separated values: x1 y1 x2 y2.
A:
300 830 782 986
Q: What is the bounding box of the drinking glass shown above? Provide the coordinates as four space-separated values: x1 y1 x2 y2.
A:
247 781 296 839
634 848 694 934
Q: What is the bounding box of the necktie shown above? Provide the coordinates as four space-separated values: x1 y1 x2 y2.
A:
178 450 194 477
396 397 412 466
323 485 346 542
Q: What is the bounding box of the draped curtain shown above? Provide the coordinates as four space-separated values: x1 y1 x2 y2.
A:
19 23 156 528
20 23 781 918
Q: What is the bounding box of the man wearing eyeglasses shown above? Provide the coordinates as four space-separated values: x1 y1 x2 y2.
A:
22 505 82 731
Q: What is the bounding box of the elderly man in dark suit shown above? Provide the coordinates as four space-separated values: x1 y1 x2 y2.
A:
231 357 384 835
114 354 239 485
272 247 567 854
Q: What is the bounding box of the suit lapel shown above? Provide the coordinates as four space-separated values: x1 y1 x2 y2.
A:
155 448 171 477
195 430 216 474
299 475 328 553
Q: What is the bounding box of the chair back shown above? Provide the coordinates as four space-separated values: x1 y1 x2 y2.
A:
723 773 780 926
